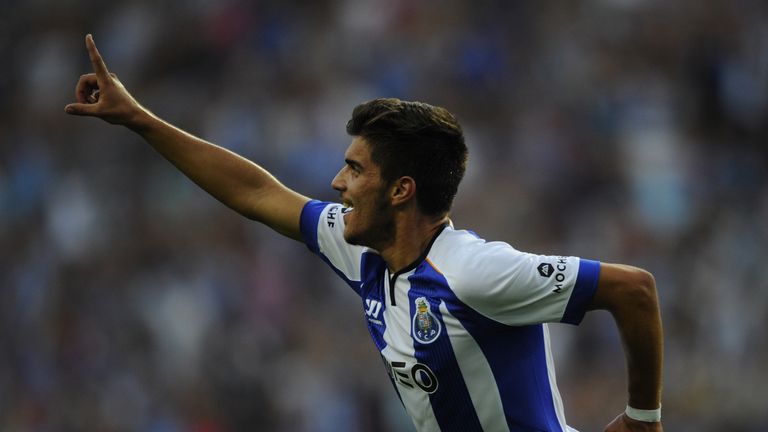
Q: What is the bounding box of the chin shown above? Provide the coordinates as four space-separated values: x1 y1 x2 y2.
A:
342 226 360 245
343 224 376 247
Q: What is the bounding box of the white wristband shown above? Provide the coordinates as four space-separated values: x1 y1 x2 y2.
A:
625 405 661 422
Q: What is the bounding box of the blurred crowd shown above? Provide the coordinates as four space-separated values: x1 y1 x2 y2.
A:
1 0 767 431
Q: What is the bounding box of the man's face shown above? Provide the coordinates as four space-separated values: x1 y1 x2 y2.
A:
331 137 394 248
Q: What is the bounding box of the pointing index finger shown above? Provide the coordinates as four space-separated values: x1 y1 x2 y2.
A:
85 34 110 82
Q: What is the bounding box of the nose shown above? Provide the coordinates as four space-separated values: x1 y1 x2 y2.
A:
331 167 346 192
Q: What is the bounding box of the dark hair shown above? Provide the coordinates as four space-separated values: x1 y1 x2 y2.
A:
346 98 468 216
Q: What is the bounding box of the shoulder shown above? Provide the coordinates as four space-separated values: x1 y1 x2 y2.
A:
428 227 527 287
427 227 596 325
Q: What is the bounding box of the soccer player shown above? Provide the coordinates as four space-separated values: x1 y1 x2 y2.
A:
66 35 663 432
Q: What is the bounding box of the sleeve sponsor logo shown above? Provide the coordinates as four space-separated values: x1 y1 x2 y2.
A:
326 205 339 228
538 257 569 293
537 263 554 277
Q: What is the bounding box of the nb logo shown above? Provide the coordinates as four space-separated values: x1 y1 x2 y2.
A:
365 298 382 319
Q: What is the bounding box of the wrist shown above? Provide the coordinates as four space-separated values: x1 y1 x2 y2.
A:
126 105 160 134
625 405 661 422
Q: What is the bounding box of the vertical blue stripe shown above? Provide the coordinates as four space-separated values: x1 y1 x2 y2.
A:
360 252 388 351
561 259 601 325
408 264 485 432
299 200 362 294
357 253 406 408
299 199 328 254
421 267 565 431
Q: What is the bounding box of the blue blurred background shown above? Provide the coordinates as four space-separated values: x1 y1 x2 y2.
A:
1 0 767 431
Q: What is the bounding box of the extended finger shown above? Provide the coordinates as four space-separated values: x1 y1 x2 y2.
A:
85 34 111 82
74 73 98 103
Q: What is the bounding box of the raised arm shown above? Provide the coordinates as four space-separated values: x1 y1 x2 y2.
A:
589 263 664 432
65 34 309 240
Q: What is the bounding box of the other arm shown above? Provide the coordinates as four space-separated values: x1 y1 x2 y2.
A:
65 35 309 240
589 263 664 432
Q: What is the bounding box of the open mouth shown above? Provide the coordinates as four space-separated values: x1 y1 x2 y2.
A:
342 201 354 213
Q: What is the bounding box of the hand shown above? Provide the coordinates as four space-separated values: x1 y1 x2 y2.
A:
65 34 146 126
604 413 663 432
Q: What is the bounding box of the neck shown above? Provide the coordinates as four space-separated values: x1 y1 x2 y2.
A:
377 212 449 273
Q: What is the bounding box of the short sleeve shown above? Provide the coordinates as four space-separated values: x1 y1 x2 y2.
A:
435 233 600 326
300 200 365 292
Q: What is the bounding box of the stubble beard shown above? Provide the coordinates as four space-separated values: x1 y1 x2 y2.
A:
343 195 395 250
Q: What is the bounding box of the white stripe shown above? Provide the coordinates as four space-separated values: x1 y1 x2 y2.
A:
439 302 510 432
316 204 363 281
382 269 416 355
381 271 441 432
542 324 568 431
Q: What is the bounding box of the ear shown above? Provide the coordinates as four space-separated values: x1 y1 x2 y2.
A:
390 176 417 207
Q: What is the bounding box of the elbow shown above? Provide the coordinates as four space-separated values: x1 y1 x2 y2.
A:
592 263 659 314
631 267 656 297
618 267 659 313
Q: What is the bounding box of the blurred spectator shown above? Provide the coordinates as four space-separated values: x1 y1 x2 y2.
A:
1 0 766 430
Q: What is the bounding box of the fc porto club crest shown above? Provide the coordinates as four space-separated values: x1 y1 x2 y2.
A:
412 297 442 344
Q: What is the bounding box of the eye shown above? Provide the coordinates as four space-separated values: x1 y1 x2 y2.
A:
347 162 361 175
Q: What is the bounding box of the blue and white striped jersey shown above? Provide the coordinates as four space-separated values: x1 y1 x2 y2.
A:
300 200 600 432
